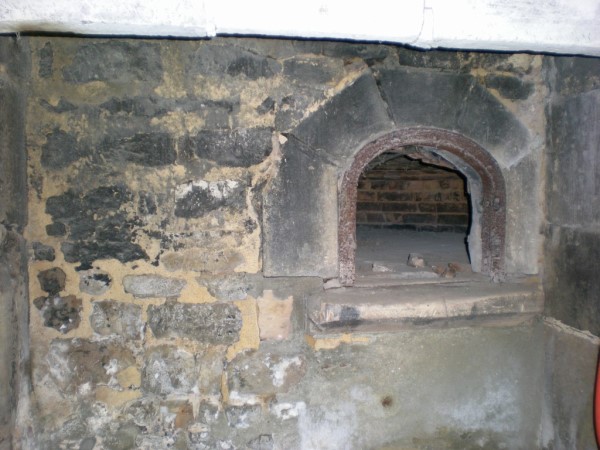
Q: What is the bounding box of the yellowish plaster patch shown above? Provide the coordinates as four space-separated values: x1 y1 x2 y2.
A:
95 386 141 408
116 366 141 389
226 298 260 361
305 333 373 351
257 290 293 341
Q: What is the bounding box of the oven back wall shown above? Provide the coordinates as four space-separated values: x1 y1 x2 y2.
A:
23 37 547 449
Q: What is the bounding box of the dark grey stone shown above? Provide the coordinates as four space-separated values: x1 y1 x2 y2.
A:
101 132 176 167
544 226 600 336
321 41 392 62
147 302 242 344
291 72 394 165
102 422 140 450
32 241 55 261
484 74 534 100
41 128 83 170
274 89 327 131
174 180 246 218
283 57 338 84
38 41 53 78
263 137 338 277
39 97 77 113
90 300 143 339
546 56 600 96
188 43 281 80
45 185 147 269
79 269 112 295
123 274 186 298
397 48 466 71
79 436 96 450
33 294 82 334
46 222 66 236
546 91 600 227
180 128 272 167
62 41 163 84
141 345 199 395
376 68 529 158
37 267 66 295
257 97 275 114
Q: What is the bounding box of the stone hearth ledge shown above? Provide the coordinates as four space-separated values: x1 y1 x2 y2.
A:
307 276 542 333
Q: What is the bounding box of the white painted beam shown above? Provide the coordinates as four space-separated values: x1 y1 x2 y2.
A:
1 0 599 57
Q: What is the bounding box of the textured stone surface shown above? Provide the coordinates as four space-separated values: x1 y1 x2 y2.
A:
187 43 281 80
37 41 53 78
174 179 246 218
147 302 242 344
484 74 534 100
79 269 112 295
32 241 55 261
90 300 143 339
46 338 136 394
41 128 83 169
101 132 176 167
123 274 186 299
141 346 199 396
196 273 263 301
37 267 66 295
62 41 163 83
33 294 82 333
292 72 394 165
46 185 147 268
227 350 305 396
376 68 529 162
181 128 272 167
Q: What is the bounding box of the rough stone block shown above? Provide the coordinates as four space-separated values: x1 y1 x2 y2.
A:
62 41 163 84
174 179 246 218
225 404 262 429
46 338 136 394
196 273 263 301
246 434 274 450
41 128 83 169
33 294 82 333
263 137 338 277
79 269 112 296
180 128 272 167
90 300 143 340
46 185 147 268
227 350 305 396
37 267 66 295
147 302 242 344
376 68 529 165
101 133 176 167
142 346 199 396
123 274 186 299
32 242 55 261
187 43 281 80
547 56 600 96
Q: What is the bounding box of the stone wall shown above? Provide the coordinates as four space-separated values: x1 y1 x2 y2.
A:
0 36 29 450
19 37 551 448
542 55 600 449
356 154 469 232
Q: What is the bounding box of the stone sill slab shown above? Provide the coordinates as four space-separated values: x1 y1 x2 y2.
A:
307 276 543 334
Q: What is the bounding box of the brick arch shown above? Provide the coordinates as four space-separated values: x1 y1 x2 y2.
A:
339 127 506 285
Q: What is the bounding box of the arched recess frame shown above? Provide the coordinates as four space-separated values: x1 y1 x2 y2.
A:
338 127 506 286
